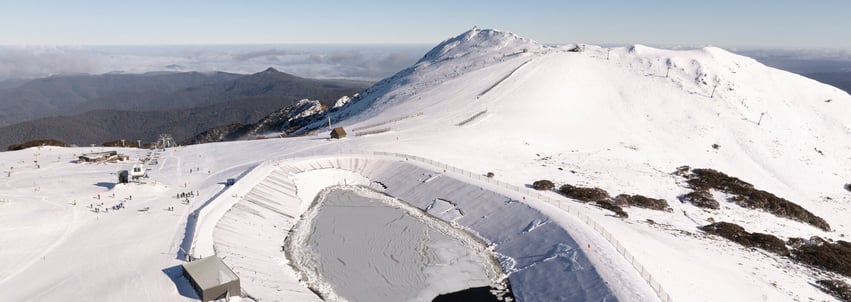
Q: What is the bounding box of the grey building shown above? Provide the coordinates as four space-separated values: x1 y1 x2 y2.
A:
182 256 241 301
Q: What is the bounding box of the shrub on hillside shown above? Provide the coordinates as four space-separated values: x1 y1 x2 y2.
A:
558 184 610 202
699 222 789 256
615 194 671 211
817 279 851 302
845 183 851 193
594 200 628 218
792 239 851 278
673 165 692 177
8 139 69 151
677 166 830 231
684 168 754 192
679 190 719 209
532 180 555 191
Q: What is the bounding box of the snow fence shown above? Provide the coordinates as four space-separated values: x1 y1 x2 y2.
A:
195 152 671 302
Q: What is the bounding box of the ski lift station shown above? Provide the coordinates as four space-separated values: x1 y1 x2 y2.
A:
129 164 145 180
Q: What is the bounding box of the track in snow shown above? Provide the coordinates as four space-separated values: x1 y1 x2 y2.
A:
478 58 534 97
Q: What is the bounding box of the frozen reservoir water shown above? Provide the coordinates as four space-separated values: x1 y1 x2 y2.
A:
288 186 503 302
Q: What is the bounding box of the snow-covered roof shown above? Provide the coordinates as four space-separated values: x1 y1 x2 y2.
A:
182 256 239 290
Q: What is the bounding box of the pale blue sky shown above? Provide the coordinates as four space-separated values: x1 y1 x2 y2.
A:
0 0 850 48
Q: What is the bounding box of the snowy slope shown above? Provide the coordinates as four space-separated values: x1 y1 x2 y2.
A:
317 27 851 301
1 27 850 301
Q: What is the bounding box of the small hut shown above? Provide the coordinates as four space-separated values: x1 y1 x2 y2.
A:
182 256 241 301
330 127 347 139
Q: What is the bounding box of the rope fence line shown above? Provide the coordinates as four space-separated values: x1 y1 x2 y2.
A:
456 110 488 126
478 58 533 97
349 112 423 132
354 128 391 137
219 150 674 302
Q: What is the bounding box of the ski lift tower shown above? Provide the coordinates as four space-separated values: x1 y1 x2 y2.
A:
157 134 177 149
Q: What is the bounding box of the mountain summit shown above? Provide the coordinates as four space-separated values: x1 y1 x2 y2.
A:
418 27 543 64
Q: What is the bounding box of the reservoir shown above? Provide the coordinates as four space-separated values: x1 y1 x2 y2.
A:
288 186 504 302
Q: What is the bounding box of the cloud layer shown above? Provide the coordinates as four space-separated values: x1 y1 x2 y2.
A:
3 44 850 84
0 44 431 82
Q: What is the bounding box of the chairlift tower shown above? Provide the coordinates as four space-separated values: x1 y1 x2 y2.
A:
157 134 177 148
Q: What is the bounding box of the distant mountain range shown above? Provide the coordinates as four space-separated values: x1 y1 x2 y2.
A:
805 72 851 95
0 68 370 149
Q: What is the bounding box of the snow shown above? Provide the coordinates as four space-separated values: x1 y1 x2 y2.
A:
333 95 353 109
1 27 851 301
289 186 500 302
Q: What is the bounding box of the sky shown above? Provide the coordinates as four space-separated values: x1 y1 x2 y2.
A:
1 0 850 48
1 1 850 81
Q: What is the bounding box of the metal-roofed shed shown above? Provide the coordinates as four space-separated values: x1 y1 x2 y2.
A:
330 127 347 139
182 256 241 301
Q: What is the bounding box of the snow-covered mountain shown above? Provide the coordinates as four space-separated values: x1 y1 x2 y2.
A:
1 28 850 301
318 28 851 300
